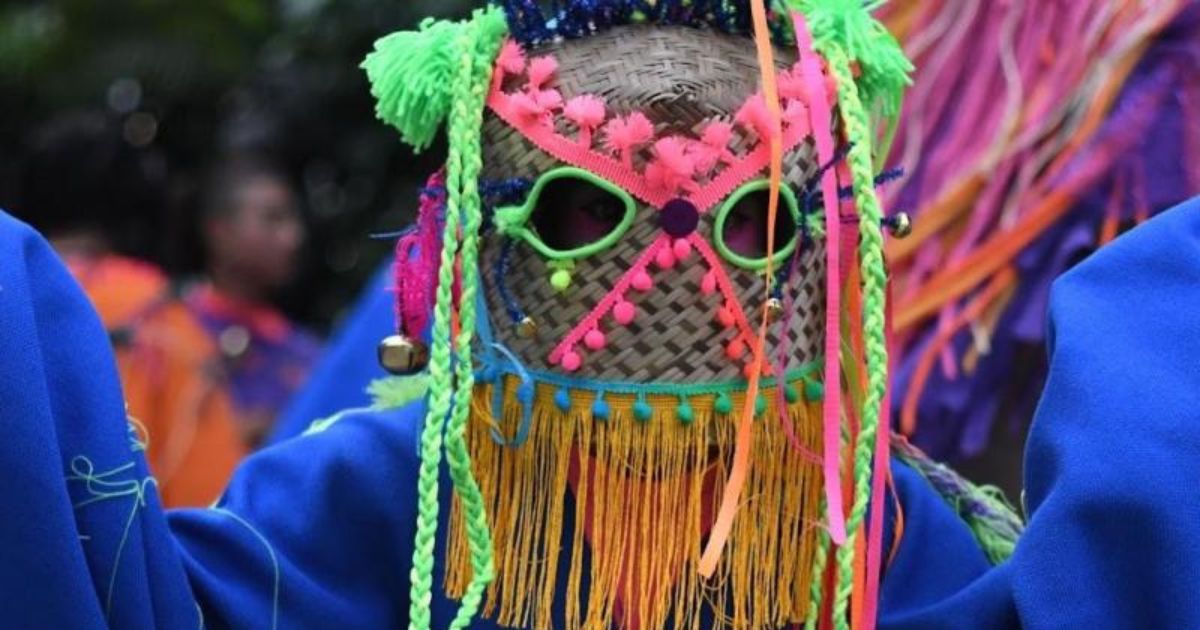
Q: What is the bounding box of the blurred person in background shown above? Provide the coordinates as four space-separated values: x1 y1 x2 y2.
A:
17 110 244 507
186 155 322 448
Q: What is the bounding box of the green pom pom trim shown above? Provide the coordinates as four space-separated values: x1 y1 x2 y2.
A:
634 395 653 423
784 383 801 404
714 391 734 415
677 397 695 425
754 393 767 418
804 377 824 402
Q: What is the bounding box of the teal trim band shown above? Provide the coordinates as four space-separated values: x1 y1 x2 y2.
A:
713 178 801 271
493 166 637 260
476 357 822 398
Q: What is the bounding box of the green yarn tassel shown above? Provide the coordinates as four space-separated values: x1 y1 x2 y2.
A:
361 11 505 152
785 0 912 119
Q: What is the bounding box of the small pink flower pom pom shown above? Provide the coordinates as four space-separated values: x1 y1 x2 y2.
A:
527 56 558 89
497 41 527 75
735 94 773 141
564 95 606 129
701 270 718 295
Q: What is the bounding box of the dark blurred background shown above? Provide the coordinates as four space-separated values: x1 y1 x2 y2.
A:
0 0 474 330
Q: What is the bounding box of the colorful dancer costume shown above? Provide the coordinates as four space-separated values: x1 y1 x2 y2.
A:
879 1 1200 461
1 2 1199 629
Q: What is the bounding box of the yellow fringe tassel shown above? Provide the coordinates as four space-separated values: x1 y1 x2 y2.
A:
446 378 824 629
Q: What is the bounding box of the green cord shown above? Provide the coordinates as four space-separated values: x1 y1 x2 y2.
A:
826 45 892 630
403 8 508 630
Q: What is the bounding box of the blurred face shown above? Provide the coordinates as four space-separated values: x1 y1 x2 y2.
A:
208 175 303 293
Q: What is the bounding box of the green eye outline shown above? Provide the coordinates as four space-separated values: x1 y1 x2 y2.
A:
493 166 637 260
713 179 801 271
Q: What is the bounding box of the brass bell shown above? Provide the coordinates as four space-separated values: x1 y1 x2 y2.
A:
765 297 784 322
377 334 429 375
886 212 913 239
516 316 538 339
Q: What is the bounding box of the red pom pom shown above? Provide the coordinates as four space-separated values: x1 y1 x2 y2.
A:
613 300 636 325
632 270 654 292
701 271 718 296
726 339 746 360
584 329 606 350
716 307 735 329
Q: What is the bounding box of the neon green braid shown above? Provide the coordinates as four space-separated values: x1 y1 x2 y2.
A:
805 501 832 630
826 45 891 630
402 8 507 630
441 8 507 630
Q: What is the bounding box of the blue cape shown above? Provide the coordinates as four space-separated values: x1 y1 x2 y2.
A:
3 198 1198 628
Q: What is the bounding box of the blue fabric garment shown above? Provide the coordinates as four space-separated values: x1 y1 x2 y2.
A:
2 197 1200 628
269 262 395 443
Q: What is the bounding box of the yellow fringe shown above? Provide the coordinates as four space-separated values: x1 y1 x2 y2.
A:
447 378 824 629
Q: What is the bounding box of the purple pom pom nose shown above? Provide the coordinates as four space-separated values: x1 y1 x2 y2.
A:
660 198 699 238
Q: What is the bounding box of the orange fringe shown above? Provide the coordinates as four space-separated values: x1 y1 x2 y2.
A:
446 379 825 629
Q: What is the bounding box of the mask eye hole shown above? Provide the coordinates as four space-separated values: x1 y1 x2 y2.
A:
714 180 800 270
495 167 635 260
530 177 629 252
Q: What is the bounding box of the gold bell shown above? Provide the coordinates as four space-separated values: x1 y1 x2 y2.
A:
516 316 538 339
377 334 429 375
765 297 784 322
887 212 913 239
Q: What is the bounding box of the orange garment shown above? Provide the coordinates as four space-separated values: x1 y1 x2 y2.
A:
67 254 245 507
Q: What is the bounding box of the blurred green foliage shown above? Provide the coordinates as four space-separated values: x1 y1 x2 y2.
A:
0 0 475 329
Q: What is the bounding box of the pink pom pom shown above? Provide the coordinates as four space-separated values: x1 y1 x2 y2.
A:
625 112 654 144
672 238 693 261
584 329 607 350
778 66 807 100
561 350 582 372
613 300 636 325
632 270 653 292
527 56 558 89
564 95 607 129
688 141 720 174
700 271 718 295
726 339 746 360
701 121 733 149
735 94 773 141
654 247 677 270
716 307 735 329
497 41 527 75
533 89 563 112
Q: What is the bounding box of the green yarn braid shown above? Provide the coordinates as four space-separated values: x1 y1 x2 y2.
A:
441 8 508 630
804 501 832 630
826 45 891 630
403 8 507 630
